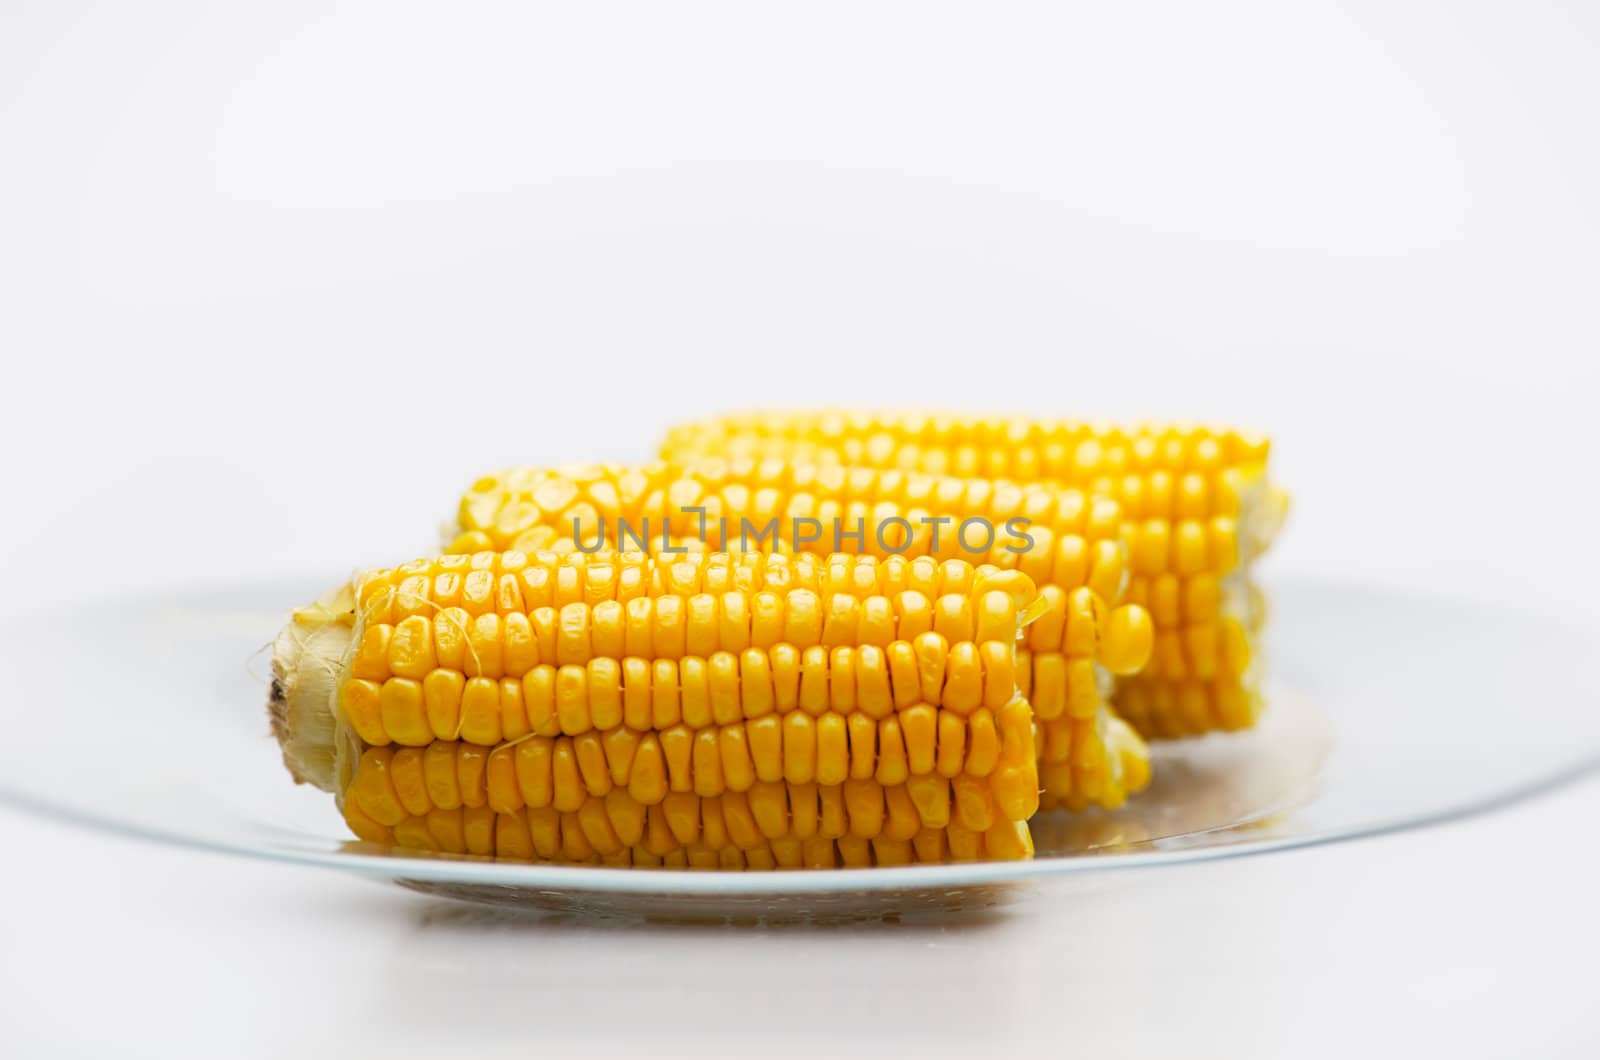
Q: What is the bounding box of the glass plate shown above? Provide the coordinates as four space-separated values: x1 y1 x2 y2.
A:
2 577 1595 921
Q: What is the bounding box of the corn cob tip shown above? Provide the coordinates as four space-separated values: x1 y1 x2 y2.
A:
268 583 357 793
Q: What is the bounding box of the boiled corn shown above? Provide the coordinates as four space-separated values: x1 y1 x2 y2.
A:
659 413 1286 738
446 462 1154 810
270 549 1046 866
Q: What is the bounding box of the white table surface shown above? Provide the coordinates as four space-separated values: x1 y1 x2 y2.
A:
2 2 1598 1056
5 779 1597 1059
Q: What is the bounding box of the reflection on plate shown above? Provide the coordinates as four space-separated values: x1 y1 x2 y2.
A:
0 577 1594 921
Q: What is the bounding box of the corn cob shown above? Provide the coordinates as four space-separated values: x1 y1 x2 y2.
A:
270 549 1048 867
658 413 1288 739
446 460 1154 811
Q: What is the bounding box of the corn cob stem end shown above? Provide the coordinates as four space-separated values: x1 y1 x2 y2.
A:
268 583 357 793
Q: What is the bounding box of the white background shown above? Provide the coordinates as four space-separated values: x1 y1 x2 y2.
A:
1 2 1597 1057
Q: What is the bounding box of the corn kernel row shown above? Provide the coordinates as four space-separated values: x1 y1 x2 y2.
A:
366 548 1036 619
346 698 1035 813
341 562 1036 749
348 738 1035 841
353 576 1136 686
350 586 1024 678
340 645 1029 749
346 801 1033 868
659 413 1269 509
452 459 1125 555
1113 676 1260 739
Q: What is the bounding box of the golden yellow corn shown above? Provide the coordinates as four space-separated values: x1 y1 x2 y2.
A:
270 549 1047 867
446 461 1154 811
658 413 1287 739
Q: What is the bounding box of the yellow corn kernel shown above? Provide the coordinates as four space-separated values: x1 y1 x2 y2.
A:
525 806 560 858
350 623 393 682
660 724 694 793
420 669 464 741
814 713 849 786
577 796 622 855
900 704 937 776
557 602 591 665
788 782 819 839
837 711 871 781
984 820 1033 861
340 678 387 746
352 747 405 826
817 784 849 839
464 612 504 678
411 740 455 807
875 717 909 786
458 676 502 745
342 798 393 845
376 677 429 747
936 711 966 778
884 641 919 711
1065 657 1100 720
722 791 762 850
1030 652 1066 721
843 779 884 839
426 807 465 853
883 785 921 842
965 710 999 776
575 660 616 732
555 664 590 736
574 732 612 797
628 735 668 804
952 774 997 832
462 805 496 856
913 632 948 705
907 775 951 830
654 595 686 659
502 611 538 678
601 727 639 787
550 740 584 812
1100 604 1155 675
720 726 755 794
784 712 817 784
386 615 436 680
513 737 553 808
486 745 522 814
387 748 431 817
